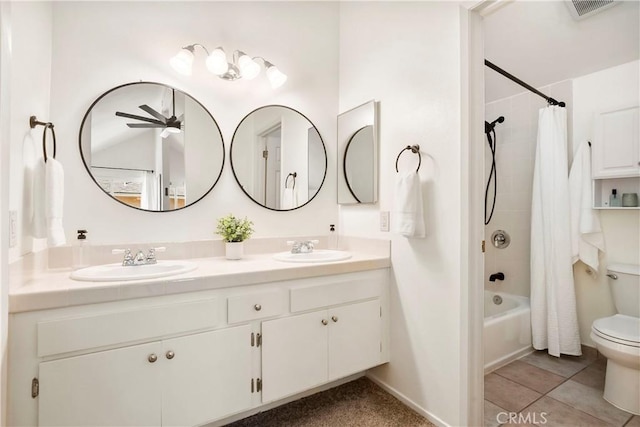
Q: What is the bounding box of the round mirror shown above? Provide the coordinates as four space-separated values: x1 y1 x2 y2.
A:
343 125 375 203
230 105 327 211
79 82 225 212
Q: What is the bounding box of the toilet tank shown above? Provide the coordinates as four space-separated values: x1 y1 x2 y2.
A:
608 264 640 317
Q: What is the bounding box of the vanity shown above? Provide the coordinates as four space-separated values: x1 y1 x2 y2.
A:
7 241 390 427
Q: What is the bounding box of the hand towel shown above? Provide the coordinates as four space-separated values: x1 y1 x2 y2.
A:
282 187 298 210
569 140 605 272
32 158 47 239
45 158 66 247
393 171 425 238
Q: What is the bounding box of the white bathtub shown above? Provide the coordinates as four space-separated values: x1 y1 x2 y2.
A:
484 291 532 373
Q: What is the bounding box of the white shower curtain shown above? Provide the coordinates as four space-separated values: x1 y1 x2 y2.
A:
141 172 159 211
530 106 582 357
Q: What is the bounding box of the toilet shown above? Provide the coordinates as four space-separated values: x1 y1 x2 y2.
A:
591 263 640 415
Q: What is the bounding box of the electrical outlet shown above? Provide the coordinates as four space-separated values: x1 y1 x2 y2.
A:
380 211 390 232
9 210 17 248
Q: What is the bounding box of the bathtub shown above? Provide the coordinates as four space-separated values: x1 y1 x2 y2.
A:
484 291 533 373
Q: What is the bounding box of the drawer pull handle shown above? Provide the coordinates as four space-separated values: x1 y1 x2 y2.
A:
321 319 328 326
148 354 158 363
254 304 262 311
166 350 175 360
332 316 339 322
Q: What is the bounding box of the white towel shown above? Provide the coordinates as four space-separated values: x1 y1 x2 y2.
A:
45 158 66 247
282 187 297 210
569 141 605 272
32 158 47 239
393 171 425 238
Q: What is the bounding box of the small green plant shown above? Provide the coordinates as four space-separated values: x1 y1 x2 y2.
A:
216 214 254 242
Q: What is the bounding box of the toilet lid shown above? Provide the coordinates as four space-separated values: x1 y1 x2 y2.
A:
592 314 640 345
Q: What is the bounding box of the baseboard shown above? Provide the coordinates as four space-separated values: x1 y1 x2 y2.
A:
365 372 450 427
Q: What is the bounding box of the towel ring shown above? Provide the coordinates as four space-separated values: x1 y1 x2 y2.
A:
30 115 56 163
395 145 421 173
285 172 297 189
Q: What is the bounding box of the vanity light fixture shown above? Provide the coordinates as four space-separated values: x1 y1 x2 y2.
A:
170 44 287 88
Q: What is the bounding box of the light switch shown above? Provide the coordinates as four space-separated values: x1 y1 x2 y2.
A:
380 211 390 232
9 210 17 248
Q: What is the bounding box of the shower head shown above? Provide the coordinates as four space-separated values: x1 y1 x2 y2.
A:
484 116 505 134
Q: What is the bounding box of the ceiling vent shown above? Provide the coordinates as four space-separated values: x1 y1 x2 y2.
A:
565 0 620 20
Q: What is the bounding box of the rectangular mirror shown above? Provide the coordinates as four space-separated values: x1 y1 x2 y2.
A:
337 100 379 204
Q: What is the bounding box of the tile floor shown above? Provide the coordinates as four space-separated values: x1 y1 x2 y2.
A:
485 347 640 427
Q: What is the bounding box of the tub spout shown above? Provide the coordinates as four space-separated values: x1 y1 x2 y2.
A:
489 272 505 282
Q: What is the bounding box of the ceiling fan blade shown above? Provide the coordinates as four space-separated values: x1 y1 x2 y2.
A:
139 104 167 122
126 123 165 128
115 111 165 125
160 128 171 138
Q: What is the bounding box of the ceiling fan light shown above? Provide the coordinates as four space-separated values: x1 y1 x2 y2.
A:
266 63 287 88
237 52 261 80
170 47 194 76
206 47 229 75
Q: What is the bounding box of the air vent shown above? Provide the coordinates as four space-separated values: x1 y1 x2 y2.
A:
565 0 619 20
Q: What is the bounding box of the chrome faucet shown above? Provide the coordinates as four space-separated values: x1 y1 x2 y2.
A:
288 240 319 254
112 247 166 266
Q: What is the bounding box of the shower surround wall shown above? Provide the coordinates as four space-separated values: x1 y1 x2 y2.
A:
484 80 573 297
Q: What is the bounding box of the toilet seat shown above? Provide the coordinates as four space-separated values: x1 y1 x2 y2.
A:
592 314 640 348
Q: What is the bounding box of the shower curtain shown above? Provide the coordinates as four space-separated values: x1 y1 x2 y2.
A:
530 106 582 357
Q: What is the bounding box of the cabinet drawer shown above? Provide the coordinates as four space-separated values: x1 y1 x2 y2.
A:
37 298 219 357
227 289 287 324
290 276 383 312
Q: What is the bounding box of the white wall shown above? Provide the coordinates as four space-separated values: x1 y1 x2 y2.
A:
572 60 640 347
26 1 340 247
339 3 466 425
484 80 572 297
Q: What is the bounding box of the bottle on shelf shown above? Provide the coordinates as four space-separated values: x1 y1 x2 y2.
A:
609 189 622 207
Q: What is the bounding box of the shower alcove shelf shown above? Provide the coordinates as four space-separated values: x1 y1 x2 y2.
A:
591 105 640 210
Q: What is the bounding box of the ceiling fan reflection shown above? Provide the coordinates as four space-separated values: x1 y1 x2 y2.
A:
115 88 183 138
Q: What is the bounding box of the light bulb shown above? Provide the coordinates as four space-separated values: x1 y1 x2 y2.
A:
266 63 287 88
206 47 229 75
170 48 194 76
237 52 261 80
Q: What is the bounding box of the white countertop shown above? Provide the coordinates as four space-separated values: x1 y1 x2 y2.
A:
10 250 390 313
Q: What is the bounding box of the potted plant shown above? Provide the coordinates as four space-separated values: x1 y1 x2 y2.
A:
216 214 254 260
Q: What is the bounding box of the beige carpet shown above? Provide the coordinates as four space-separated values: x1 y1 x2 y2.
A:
225 377 433 427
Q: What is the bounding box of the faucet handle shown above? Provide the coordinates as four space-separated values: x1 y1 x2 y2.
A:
111 248 130 255
151 246 166 252
308 240 319 245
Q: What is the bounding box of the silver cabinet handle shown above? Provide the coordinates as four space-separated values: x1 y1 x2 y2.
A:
148 354 158 363
321 319 328 325
331 316 338 322
254 304 262 311
606 273 618 280
166 351 175 360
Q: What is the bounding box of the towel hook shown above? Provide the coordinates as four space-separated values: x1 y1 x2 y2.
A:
30 115 56 163
285 172 297 189
395 144 421 173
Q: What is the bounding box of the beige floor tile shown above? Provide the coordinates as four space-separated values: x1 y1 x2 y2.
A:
484 400 506 427
520 396 613 427
485 373 542 413
575 345 600 365
548 380 633 426
521 350 589 378
625 416 640 427
495 360 566 394
571 361 606 391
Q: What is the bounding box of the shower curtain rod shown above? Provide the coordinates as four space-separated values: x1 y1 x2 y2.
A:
92 166 154 173
485 60 566 107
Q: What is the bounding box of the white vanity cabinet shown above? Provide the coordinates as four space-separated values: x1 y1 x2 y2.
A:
261 299 381 403
8 268 389 427
592 106 639 179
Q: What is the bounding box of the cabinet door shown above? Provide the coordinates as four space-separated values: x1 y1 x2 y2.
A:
261 310 328 403
328 299 381 380
161 325 252 427
593 106 640 178
39 341 162 427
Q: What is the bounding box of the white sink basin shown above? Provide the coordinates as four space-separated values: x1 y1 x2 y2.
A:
70 261 197 282
272 250 352 263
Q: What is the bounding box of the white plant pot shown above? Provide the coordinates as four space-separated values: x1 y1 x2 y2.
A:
225 241 244 260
